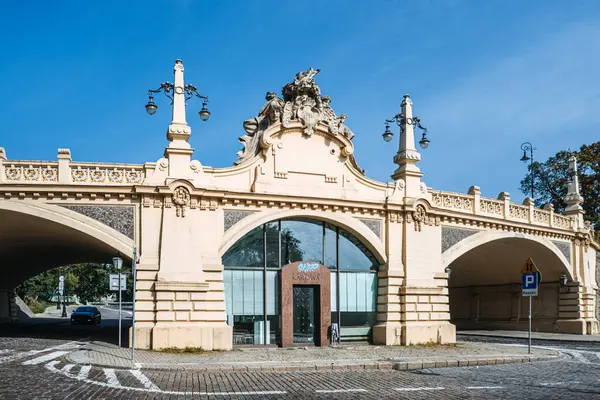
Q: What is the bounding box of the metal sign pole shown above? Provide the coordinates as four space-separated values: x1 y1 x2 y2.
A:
118 276 122 348
528 296 532 354
131 247 137 362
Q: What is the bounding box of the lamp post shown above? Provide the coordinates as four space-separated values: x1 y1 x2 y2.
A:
520 142 536 199
145 60 211 122
382 113 430 149
112 255 123 347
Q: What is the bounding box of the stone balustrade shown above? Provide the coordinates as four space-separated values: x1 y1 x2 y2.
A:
430 189 574 231
0 148 146 185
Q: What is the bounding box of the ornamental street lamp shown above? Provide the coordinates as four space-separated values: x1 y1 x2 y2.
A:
382 111 430 149
145 60 211 121
520 142 536 199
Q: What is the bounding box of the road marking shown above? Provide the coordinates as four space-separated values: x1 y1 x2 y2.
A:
78 365 91 379
396 387 445 391
46 361 287 395
104 368 122 388
0 340 84 364
22 351 69 365
315 388 368 393
62 364 75 373
568 351 591 364
466 386 504 389
130 370 160 390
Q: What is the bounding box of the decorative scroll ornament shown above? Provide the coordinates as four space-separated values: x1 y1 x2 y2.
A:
235 68 355 165
412 205 427 232
172 186 191 217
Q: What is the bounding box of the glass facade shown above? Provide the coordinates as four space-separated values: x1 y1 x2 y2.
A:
223 218 379 345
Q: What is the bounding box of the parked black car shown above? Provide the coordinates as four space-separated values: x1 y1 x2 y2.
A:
70 306 101 325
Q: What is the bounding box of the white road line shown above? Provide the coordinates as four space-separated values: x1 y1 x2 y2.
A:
22 351 69 365
395 387 445 391
568 351 591 364
466 386 504 389
46 361 287 395
78 365 91 379
62 364 75 373
104 368 122 388
0 340 84 365
130 370 160 390
315 388 368 393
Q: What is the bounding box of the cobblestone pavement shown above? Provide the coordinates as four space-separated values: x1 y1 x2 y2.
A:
1 323 600 399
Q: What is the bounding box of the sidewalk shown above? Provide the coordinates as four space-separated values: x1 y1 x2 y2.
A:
66 340 560 372
458 330 600 342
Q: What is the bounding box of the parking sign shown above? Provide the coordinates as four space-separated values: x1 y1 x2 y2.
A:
522 272 538 296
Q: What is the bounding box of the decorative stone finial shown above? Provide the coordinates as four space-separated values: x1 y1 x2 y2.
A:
564 155 584 214
391 92 422 186
0 147 6 161
235 68 355 165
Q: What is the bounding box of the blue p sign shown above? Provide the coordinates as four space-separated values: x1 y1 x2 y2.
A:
522 272 539 296
525 274 535 288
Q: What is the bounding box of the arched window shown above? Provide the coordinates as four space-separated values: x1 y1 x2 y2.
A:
223 218 380 346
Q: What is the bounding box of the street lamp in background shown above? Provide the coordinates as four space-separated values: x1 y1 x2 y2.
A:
145 60 211 121
520 142 536 199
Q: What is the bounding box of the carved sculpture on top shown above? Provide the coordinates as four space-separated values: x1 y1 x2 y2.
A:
235 68 355 165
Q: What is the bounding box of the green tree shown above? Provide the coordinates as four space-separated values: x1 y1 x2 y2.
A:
521 141 600 229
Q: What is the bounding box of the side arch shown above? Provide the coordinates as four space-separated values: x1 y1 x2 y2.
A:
442 230 573 280
219 209 387 264
0 200 135 289
0 200 134 256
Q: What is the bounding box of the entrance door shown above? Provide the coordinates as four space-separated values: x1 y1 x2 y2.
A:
293 285 318 344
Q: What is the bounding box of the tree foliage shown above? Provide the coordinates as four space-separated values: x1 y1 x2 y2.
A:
16 263 132 304
521 141 600 229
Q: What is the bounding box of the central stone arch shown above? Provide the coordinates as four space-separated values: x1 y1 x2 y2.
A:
442 230 575 333
219 209 386 346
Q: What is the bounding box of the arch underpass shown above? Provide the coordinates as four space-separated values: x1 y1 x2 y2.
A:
0 200 134 322
443 231 573 333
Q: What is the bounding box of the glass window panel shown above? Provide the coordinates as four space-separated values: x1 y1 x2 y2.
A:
367 273 377 312
339 272 347 312
252 270 264 315
330 272 337 312
232 270 244 314
324 223 337 269
356 273 367 311
346 272 358 312
338 228 378 271
266 270 278 315
280 219 323 265
265 221 279 269
222 226 264 268
224 270 233 325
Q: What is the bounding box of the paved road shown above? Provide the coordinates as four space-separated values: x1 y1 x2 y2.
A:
1 323 600 399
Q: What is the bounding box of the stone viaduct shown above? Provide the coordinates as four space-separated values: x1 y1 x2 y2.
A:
0 60 598 350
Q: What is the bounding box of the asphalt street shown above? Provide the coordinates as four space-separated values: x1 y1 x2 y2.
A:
1 317 600 399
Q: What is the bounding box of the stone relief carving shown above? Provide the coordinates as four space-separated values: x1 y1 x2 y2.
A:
441 227 478 252
359 219 381 238
412 205 427 232
224 210 256 232
551 240 571 262
172 186 191 217
235 68 355 165
61 205 134 239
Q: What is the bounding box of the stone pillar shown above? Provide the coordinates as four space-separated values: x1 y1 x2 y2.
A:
373 211 405 345
57 148 72 184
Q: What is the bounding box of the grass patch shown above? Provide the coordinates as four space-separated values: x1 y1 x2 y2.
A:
158 346 220 354
27 299 52 314
408 340 461 348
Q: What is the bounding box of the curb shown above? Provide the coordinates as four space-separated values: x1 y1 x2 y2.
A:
64 353 561 372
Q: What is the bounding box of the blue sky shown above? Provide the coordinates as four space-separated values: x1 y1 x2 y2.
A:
1 1 599 202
